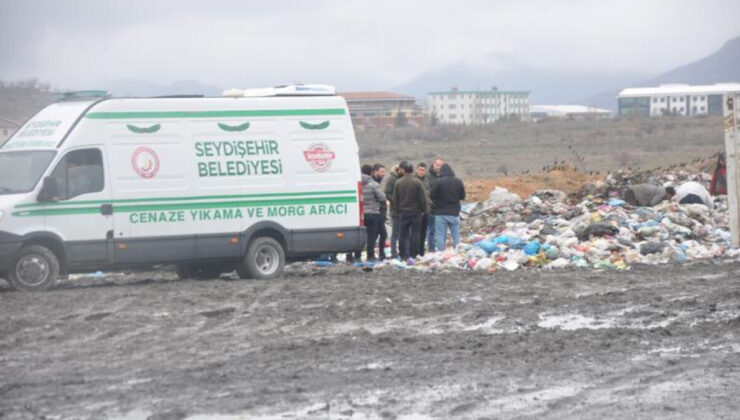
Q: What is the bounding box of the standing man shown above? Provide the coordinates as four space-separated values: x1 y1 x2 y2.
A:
427 157 444 252
393 162 428 262
431 163 466 251
372 163 388 260
415 162 431 256
384 162 405 259
361 164 386 261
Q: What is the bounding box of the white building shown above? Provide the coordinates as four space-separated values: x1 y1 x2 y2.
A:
617 83 740 117
428 87 530 124
530 105 611 121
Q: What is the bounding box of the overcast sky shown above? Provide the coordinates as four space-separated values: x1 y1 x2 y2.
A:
1 0 738 91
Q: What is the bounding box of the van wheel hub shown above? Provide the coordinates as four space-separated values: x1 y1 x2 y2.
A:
16 256 50 286
255 246 279 274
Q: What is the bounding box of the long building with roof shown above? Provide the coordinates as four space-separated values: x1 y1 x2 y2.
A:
428 87 530 125
530 105 611 121
338 91 423 130
617 83 740 117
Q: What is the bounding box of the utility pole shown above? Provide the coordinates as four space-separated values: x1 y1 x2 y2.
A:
724 92 739 246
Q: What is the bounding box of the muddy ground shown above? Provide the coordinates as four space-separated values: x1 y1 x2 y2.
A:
1 262 739 420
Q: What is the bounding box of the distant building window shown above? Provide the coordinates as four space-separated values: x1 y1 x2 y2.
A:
700 106 705 111
450 114 457 119
679 107 684 112
672 98 677 103
701 96 706 101
652 98 658 103
449 104 456 109
660 97 665 103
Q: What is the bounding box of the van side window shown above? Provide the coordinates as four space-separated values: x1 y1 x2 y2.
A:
49 149 104 200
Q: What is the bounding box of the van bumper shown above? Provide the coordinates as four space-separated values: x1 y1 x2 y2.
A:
0 231 23 274
290 226 367 255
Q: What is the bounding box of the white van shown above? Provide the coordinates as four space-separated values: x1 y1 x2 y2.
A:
0 85 366 291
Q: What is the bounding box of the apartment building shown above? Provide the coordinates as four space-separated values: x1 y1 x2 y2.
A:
338 91 423 130
428 87 530 124
617 83 740 117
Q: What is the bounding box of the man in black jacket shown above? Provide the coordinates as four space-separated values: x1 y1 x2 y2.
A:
393 162 428 261
430 163 466 251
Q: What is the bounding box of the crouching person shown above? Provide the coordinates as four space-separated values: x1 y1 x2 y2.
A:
431 163 466 251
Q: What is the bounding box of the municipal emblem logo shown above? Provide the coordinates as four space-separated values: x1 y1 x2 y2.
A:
131 146 160 179
303 143 336 172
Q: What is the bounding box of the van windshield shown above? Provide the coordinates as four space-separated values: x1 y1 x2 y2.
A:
0 151 57 195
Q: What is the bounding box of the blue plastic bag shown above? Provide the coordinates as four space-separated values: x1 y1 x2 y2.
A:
508 237 526 249
524 241 541 255
474 240 500 254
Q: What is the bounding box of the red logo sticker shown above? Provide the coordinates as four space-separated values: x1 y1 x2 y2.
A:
303 143 336 172
131 146 160 179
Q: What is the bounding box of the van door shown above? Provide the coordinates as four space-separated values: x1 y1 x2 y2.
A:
107 121 196 265
43 147 113 267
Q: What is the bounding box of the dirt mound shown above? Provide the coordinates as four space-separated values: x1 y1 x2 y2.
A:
465 164 602 202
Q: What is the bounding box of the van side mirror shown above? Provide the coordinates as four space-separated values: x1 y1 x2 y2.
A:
38 176 58 202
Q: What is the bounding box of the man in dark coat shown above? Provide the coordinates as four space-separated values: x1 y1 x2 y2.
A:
393 162 428 261
415 162 431 256
426 157 444 252
430 163 466 251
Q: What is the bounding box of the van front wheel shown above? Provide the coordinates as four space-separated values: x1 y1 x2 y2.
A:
8 245 60 291
241 237 285 279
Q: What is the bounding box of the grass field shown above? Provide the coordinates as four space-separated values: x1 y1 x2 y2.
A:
356 116 725 179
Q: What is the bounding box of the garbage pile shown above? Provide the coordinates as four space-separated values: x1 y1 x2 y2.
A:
312 166 737 273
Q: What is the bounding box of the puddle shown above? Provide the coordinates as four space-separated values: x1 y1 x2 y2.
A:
538 314 615 330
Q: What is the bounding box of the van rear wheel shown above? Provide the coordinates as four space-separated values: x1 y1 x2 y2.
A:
176 263 222 280
8 245 60 292
241 237 285 280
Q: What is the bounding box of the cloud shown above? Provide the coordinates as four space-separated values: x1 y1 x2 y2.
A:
1 0 738 90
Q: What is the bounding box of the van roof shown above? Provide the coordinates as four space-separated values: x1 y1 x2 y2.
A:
223 84 336 97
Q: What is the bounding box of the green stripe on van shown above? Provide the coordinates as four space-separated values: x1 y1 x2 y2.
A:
85 108 346 119
12 195 356 217
15 190 357 209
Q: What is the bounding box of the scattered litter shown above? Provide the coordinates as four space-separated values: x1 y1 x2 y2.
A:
319 164 736 274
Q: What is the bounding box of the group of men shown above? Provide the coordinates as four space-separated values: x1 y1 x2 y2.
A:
359 158 466 263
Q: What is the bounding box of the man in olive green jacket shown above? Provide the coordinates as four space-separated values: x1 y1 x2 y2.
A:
393 162 428 260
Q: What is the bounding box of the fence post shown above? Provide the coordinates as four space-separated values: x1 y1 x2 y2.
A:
725 92 739 247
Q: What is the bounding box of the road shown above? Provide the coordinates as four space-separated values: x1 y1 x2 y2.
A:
1 262 739 419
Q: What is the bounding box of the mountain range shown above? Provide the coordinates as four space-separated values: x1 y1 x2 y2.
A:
395 36 740 111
